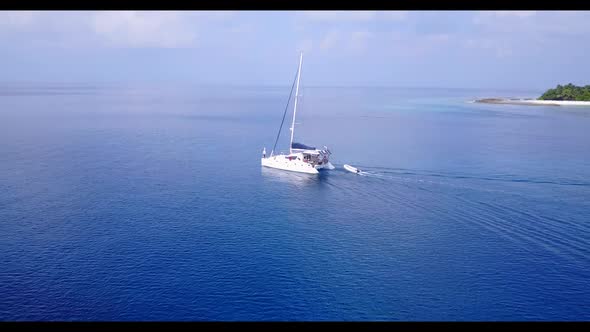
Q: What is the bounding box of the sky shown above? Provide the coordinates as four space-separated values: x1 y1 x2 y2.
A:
1 10 589 90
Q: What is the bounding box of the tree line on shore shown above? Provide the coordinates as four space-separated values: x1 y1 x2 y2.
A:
539 84 590 101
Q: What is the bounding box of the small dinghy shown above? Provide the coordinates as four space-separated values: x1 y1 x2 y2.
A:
343 164 362 174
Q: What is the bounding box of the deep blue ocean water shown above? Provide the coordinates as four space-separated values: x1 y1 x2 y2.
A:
1 83 589 321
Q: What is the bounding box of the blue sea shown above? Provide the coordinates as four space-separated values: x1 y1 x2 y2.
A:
1 83 589 321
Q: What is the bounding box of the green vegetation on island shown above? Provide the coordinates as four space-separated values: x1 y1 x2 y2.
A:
539 84 590 101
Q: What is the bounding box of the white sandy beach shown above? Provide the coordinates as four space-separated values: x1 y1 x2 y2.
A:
474 98 590 107
521 100 590 106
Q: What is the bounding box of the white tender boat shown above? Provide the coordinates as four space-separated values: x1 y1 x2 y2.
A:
261 52 334 174
343 164 362 174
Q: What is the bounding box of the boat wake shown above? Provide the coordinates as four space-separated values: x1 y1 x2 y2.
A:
341 165 590 188
329 163 590 268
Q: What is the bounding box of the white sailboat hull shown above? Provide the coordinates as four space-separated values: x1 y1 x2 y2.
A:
262 156 318 174
261 155 334 174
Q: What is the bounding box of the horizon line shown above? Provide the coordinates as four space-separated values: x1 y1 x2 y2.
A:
0 80 546 92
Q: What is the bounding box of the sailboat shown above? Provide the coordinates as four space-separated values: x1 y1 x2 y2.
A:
261 52 334 174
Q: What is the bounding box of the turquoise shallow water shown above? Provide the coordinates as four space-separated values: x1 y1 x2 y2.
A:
0 84 589 321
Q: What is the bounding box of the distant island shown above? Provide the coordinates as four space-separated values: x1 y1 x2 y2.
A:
475 83 590 107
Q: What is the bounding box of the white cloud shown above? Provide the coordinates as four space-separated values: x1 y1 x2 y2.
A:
0 10 275 54
379 11 408 21
297 10 406 55
297 39 314 54
92 11 197 48
311 30 373 54
0 11 96 48
0 11 38 28
301 11 377 22
489 11 537 18
319 30 341 51
195 10 237 21
465 38 512 58
428 33 450 43
300 10 407 22
473 10 537 27
533 11 590 35
386 30 455 57
468 11 590 58
349 30 372 52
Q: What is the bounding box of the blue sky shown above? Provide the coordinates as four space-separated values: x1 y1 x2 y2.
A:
1 10 589 90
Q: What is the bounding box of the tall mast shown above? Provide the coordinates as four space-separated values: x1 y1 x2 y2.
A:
289 52 303 154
